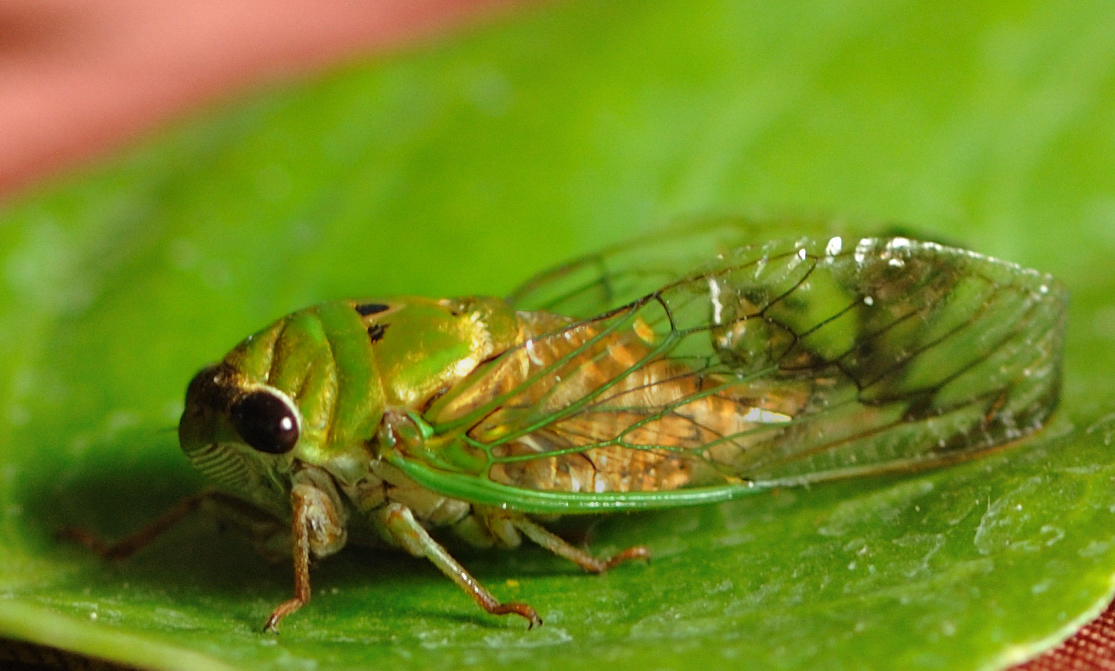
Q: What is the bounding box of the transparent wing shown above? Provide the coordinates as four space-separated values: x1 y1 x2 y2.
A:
398 236 1066 512
507 214 854 317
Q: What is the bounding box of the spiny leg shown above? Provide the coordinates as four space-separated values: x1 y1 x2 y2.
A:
379 502 542 629
508 516 650 573
58 489 267 560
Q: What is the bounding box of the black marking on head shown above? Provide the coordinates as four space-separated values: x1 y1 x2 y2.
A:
367 323 389 344
184 363 239 413
355 303 390 316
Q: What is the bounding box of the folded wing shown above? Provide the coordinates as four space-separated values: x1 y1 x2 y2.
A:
400 235 1065 511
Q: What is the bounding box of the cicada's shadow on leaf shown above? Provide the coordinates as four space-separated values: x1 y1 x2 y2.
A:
30 433 199 535
22 415 1089 636
20 429 276 599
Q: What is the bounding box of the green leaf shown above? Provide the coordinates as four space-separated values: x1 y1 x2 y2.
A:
3 0 1115 669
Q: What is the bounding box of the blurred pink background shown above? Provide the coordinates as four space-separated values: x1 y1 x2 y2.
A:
0 0 520 199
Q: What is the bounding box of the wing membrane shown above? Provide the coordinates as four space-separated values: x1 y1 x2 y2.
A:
400 235 1065 512
507 215 851 317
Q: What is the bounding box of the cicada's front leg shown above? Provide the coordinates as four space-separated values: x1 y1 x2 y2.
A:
263 470 348 632
62 472 349 634
59 488 288 561
377 502 544 628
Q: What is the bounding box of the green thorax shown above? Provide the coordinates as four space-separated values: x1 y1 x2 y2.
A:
191 295 521 490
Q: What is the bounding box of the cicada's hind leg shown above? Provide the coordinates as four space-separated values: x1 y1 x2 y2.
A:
59 488 287 561
485 511 649 573
376 502 543 629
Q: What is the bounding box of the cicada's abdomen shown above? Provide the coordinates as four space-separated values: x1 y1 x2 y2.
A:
426 309 805 493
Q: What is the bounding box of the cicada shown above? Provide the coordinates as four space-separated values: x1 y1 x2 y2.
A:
65 221 1066 631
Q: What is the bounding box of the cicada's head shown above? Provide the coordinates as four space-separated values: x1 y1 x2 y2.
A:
177 302 389 511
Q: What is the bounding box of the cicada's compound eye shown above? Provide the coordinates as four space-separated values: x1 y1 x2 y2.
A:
229 389 300 455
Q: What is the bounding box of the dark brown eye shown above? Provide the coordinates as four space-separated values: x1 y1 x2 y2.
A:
229 390 299 454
